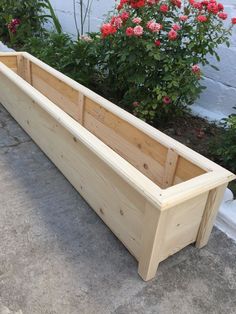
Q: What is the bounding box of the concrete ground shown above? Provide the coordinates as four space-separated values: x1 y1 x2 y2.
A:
0 103 236 314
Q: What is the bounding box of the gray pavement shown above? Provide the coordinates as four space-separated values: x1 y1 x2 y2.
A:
0 103 236 314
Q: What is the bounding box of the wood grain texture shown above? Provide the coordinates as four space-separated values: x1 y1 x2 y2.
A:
195 183 228 248
163 148 179 188
0 53 235 281
0 69 147 259
138 203 168 281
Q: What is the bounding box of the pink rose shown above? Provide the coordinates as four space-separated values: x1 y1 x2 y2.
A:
133 25 143 36
192 64 200 73
197 15 208 22
172 24 181 31
168 29 178 40
132 17 142 24
163 96 171 104
147 21 162 32
132 101 140 107
179 15 188 21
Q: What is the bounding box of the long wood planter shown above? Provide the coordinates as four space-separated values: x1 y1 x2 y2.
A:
0 52 235 281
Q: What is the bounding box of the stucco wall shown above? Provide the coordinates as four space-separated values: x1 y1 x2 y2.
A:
193 0 236 120
48 0 114 36
49 0 236 120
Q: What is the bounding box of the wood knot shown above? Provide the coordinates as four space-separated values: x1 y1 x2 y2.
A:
120 209 124 216
73 137 77 142
100 208 104 215
143 163 149 170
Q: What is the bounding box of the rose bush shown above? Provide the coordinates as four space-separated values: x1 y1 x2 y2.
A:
98 0 236 123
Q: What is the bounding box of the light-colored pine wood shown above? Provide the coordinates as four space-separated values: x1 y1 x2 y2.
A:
138 203 168 281
17 55 24 78
162 148 179 188
84 110 165 186
196 183 228 248
77 93 85 125
24 58 32 84
160 192 208 261
0 53 235 281
0 55 18 72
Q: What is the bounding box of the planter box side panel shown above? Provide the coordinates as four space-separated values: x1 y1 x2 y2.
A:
11 54 208 190
0 70 147 260
0 55 18 73
160 192 209 261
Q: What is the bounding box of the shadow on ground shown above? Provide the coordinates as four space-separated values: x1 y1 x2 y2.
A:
0 104 236 314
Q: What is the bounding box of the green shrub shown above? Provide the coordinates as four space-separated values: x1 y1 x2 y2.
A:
0 0 62 47
23 32 102 90
96 0 235 123
0 0 47 46
210 110 236 173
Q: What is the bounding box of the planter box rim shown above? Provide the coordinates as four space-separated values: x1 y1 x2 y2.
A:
0 52 235 211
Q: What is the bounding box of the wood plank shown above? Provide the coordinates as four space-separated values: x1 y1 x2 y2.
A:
138 202 168 281
31 62 78 103
163 148 179 188
84 111 164 186
0 55 17 72
85 98 168 167
31 73 79 120
196 183 227 248
160 192 208 261
174 156 205 182
24 58 32 84
77 93 85 125
17 55 24 78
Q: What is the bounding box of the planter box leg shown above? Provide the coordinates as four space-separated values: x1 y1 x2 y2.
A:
138 203 168 281
196 183 227 249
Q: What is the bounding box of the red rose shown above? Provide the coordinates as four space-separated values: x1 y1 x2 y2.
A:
171 0 182 8
168 29 178 40
160 4 169 13
126 27 134 36
101 23 117 38
154 40 161 46
217 3 224 11
232 18 236 24
120 11 130 21
193 2 203 10
130 0 145 8
207 3 219 14
218 12 228 20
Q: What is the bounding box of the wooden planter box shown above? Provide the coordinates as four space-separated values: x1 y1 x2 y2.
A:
0 52 235 281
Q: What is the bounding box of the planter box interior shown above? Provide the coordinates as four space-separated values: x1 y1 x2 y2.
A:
0 52 235 281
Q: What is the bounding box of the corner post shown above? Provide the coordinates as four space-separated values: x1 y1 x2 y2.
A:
138 202 168 281
196 183 227 249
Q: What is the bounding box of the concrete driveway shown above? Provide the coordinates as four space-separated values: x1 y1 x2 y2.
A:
0 104 236 314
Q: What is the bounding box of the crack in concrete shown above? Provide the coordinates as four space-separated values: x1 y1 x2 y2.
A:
0 139 32 149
